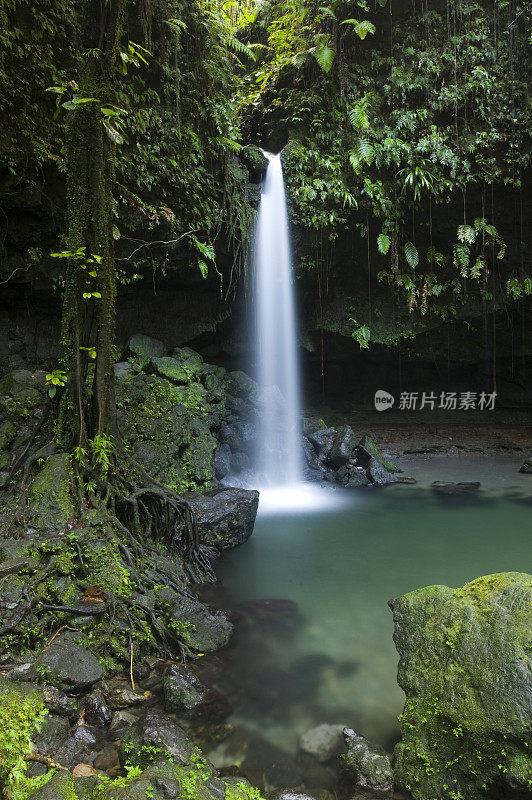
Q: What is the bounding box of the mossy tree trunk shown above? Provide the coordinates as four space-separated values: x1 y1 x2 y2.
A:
58 0 127 448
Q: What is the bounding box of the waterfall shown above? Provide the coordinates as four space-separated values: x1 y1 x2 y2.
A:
254 151 303 487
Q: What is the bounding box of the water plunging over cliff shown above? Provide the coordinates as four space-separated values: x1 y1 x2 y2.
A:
254 152 302 487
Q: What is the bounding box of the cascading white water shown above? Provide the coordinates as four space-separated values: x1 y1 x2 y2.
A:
254 152 303 487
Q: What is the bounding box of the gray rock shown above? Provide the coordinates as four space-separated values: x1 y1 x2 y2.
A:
368 458 399 486
309 427 336 459
82 690 112 726
129 334 165 365
188 486 259 550
106 684 148 709
230 451 249 473
108 710 138 741
519 457 532 473
299 723 346 762
346 467 370 487
328 426 358 468
357 436 398 473
272 792 319 800
162 665 205 712
220 420 258 453
166 592 232 652
35 643 103 691
9 662 38 681
120 711 195 765
343 728 393 795
42 685 78 718
302 417 327 437
53 724 98 769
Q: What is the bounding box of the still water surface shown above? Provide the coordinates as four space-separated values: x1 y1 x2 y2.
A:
211 456 531 757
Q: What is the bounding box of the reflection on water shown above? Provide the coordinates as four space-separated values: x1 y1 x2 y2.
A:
206 456 531 764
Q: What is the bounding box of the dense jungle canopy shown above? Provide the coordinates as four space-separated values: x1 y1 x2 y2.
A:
0 0 531 421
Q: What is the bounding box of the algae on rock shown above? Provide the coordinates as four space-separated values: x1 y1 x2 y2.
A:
390 571 532 799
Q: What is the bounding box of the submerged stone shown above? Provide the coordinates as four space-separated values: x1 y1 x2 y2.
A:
299 723 346 762
342 728 393 795
390 571 532 799
519 457 532 473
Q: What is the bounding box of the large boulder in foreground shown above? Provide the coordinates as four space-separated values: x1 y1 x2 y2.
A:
188 487 259 549
390 572 532 799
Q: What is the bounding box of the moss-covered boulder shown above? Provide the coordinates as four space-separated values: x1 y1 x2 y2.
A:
117 373 217 492
390 572 532 799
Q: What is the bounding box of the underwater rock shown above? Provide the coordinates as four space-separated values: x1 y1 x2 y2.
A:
35 643 103 692
155 587 233 651
188 487 259 550
108 710 138 740
431 480 480 495
519 457 532 473
342 728 393 795
299 723 346 762
272 792 318 800
390 571 532 799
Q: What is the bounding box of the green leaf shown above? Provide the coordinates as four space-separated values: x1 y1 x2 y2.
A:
102 121 124 145
457 225 476 244
377 233 391 255
404 241 419 269
313 43 335 73
198 260 208 279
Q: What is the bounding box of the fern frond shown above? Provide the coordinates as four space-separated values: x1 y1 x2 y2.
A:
404 241 419 269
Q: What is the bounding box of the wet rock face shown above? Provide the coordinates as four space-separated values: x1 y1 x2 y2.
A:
188 487 260 550
342 728 393 795
82 690 112 726
519 457 532 473
390 572 532 800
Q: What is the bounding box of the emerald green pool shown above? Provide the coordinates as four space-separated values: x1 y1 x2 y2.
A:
210 456 531 758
